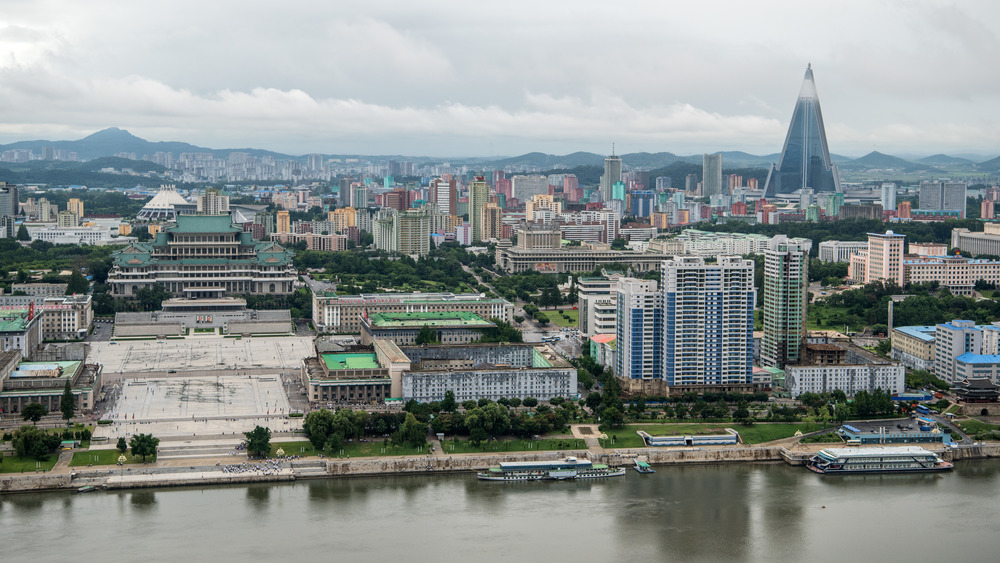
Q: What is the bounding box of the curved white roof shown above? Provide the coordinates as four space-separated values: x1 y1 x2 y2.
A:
141 186 189 210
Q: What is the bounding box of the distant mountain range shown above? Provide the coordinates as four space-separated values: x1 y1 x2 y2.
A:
1 128 997 175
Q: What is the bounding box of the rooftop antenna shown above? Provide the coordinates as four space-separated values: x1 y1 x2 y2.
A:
612 142 616 156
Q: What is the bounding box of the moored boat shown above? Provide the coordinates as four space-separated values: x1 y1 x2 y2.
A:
634 459 655 474
477 457 626 481
807 446 953 474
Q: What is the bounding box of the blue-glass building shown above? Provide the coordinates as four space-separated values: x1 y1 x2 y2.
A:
763 65 841 197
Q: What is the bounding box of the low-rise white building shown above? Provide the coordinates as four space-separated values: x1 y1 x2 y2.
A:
785 363 904 398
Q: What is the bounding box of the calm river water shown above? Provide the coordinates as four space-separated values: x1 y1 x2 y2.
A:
3 461 1000 562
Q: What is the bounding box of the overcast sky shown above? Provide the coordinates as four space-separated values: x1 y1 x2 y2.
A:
1 0 998 158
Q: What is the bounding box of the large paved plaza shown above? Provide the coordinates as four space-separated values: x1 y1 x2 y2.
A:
88 336 315 374
93 375 301 440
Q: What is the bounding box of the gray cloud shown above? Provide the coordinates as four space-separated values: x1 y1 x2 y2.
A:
0 0 997 156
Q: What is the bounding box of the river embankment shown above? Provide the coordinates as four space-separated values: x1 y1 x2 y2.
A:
4 440 998 493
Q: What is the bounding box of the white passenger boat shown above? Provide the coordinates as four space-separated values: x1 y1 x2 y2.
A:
807 446 953 474
477 457 626 481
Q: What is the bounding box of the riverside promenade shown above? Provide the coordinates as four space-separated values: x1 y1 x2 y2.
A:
5 424 997 494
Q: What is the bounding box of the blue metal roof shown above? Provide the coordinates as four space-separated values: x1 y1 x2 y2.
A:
955 353 1000 365
894 325 937 342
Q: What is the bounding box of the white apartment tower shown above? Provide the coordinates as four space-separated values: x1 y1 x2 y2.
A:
614 278 662 381
661 256 755 388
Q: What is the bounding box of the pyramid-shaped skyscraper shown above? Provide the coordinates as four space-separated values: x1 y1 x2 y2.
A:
763 64 840 196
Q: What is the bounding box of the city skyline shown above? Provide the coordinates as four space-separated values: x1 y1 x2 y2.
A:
1 1 999 157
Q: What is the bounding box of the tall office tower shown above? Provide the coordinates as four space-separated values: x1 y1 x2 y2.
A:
492 170 505 187
430 177 457 215
468 177 489 242
66 198 84 219
763 64 841 197
614 278 662 381
762 236 809 368
866 230 905 286
661 256 755 387
919 181 967 217
702 153 723 197
600 153 623 202
0 183 19 237
880 183 897 212
276 210 290 234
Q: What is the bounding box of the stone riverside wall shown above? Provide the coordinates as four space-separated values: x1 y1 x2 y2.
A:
594 447 785 466
322 451 591 476
943 443 1000 461
1 473 73 493
4 444 1000 493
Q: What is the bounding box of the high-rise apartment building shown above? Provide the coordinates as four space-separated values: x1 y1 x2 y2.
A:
374 208 432 256
880 183 897 212
661 256 755 388
468 178 489 243
430 177 457 216
327 207 357 234
919 181 967 217
511 175 548 204
480 202 504 241
702 153 723 197
865 230 905 286
600 153 623 203
762 236 809 368
352 184 368 209
66 198 84 219
197 189 230 215
614 278 662 381
276 210 290 234
0 183 18 237
763 65 841 196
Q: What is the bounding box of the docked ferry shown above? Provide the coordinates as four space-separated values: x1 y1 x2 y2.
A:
807 446 953 474
477 457 626 481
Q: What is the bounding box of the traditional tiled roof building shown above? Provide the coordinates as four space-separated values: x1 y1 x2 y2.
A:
107 214 296 298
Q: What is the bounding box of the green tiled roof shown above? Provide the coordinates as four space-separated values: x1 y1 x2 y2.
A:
165 214 244 233
368 311 494 328
0 313 31 333
322 353 380 370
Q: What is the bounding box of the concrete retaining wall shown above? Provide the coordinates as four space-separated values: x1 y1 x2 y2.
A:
0 473 73 493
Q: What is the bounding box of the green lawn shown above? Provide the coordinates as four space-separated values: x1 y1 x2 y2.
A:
69 449 155 466
548 309 579 328
440 438 587 454
601 422 829 448
0 454 59 473
194 327 216 333
271 440 427 458
957 419 999 435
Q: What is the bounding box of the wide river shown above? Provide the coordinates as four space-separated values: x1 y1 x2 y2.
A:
3 460 999 562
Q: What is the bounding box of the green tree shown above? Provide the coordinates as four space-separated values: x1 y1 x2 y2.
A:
415 325 439 345
16 223 30 241
129 433 160 462
60 379 75 422
533 312 550 325
244 426 271 458
395 412 427 447
21 403 48 425
12 425 61 460
117 437 128 454
440 390 457 413
733 400 752 425
66 270 89 295
303 409 336 448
